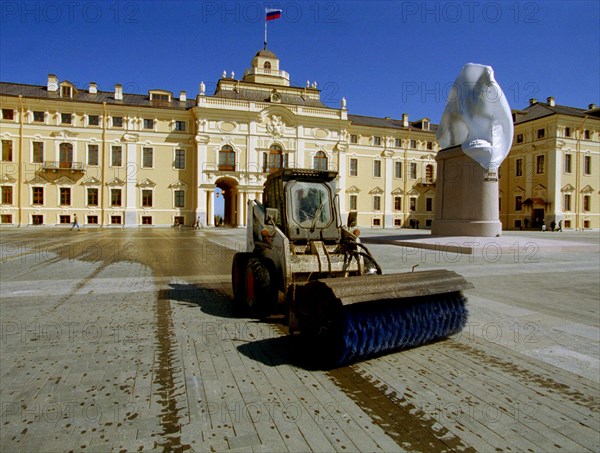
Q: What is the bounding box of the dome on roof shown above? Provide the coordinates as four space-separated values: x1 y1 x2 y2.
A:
255 49 278 59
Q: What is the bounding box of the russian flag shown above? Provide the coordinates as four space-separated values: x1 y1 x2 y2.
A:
266 9 282 21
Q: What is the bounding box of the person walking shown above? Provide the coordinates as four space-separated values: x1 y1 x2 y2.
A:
71 214 80 231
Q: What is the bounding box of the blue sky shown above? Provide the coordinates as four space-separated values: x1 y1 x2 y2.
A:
1 0 599 123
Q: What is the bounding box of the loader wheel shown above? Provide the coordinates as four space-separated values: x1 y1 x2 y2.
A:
231 253 252 307
245 258 276 318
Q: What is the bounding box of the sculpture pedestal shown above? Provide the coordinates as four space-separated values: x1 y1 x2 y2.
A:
432 145 502 237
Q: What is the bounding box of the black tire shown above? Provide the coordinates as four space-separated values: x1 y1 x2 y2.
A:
245 257 277 318
231 253 252 307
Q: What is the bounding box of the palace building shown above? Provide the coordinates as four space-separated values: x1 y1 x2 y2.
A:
1 49 598 229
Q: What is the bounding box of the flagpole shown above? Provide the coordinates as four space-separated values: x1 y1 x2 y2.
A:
264 15 267 49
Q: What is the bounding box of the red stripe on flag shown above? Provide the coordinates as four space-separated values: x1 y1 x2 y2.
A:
266 10 282 21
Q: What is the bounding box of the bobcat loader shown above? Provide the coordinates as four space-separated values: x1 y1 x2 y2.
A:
231 168 472 366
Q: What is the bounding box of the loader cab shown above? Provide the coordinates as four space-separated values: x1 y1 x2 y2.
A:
286 180 339 242
264 168 341 244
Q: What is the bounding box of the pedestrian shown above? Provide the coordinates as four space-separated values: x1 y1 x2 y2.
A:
71 214 80 231
541 223 546 232
558 220 562 232
550 220 556 231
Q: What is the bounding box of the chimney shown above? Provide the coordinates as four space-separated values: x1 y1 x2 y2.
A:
114 84 123 101
89 82 97 94
179 91 187 102
47 74 58 92
529 98 538 106
402 113 409 127
589 103 598 110
547 96 555 106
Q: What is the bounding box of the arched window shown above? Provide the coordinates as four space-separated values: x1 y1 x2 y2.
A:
425 164 434 183
264 144 287 173
218 145 235 171
313 151 327 170
264 61 271 70
59 143 73 169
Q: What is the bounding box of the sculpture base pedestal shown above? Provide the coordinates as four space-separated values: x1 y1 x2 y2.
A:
432 145 502 237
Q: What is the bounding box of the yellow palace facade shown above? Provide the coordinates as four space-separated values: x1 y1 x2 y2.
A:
1 49 598 229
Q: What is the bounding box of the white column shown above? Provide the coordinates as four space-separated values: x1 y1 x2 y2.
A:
196 139 208 223
206 189 214 226
237 190 245 227
296 125 305 168
125 140 138 227
384 155 393 228
337 148 347 219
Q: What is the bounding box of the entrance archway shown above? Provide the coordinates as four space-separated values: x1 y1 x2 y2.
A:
215 177 241 227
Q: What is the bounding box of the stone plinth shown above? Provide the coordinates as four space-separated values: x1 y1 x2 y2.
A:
432 145 501 237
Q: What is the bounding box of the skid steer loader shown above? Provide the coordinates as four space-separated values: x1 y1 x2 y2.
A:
231 168 472 366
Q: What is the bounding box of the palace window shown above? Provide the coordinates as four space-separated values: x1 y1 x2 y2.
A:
87 215 98 224
2 140 13 161
1 186 13 204
373 136 381 146
350 134 358 144
313 151 327 170
349 158 358 176
537 128 545 139
394 161 402 179
32 215 43 225
425 164 434 183
515 196 523 211
143 118 154 129
111 216 122 225
219 145 235 171
33 111 45 122
394 196 402 211
88 115 100 126
515 158 523 177
61 85 72 98
584 155 591 175
426 198 433 212
142 147 153 168
349 194 357 210
88 145 99 166
175 120 186 132
174 190 185 208
111 189 122 207
59 143 73 168
395 138 402 147
564 127 571 137
410 139 416 149
410 162 417 179
32 187 44 205
583 195 591 211
87 188 98 206
564 154 572 173
373 160 381 178
584 130 590 140
111 146 122 167
516 134 524 143
2 109 14 120
112 116 123 128
142 190 153 208
60 188 71 206
1 214 13 223
427 141 433 150
564 194 571 211
264 145 286 173
60 215 70 224
33 142 44 163
373 195 381 211
61 113 72 124
174 149 185 169
142 216 152 225
536 155 545 174
409 197 416 211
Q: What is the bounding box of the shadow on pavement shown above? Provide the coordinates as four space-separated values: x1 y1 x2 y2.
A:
162 283 237 319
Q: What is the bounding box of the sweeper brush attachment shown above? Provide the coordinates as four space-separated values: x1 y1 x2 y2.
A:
293 270 472 366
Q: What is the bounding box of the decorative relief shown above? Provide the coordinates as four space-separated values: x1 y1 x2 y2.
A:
265 114 285 138
313 128 329 139
218 121 237 133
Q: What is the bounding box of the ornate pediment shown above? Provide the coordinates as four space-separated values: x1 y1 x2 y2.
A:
391 187 404 195
581 185 595 194
169 180 188 189
26 175 49 185
0 174 16 183
369 186 384 195
512 185 525 194
51 129 78 138
54 176 75 186
106 177 125 187
346 185 361 194
137 178 156 188
82 177 101 186
561 184 575 193
407 189 420 196
122 133 139 143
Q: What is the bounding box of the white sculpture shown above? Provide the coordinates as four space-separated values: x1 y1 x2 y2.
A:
437 63 513 172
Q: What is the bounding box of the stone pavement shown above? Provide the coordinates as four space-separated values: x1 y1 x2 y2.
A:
0 227 598 452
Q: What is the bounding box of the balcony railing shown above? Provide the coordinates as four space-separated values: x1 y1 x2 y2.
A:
243 67 290 81
418 177 435 186
42 161 85 171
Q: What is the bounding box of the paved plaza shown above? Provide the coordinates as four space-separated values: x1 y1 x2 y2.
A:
0 226 598 452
